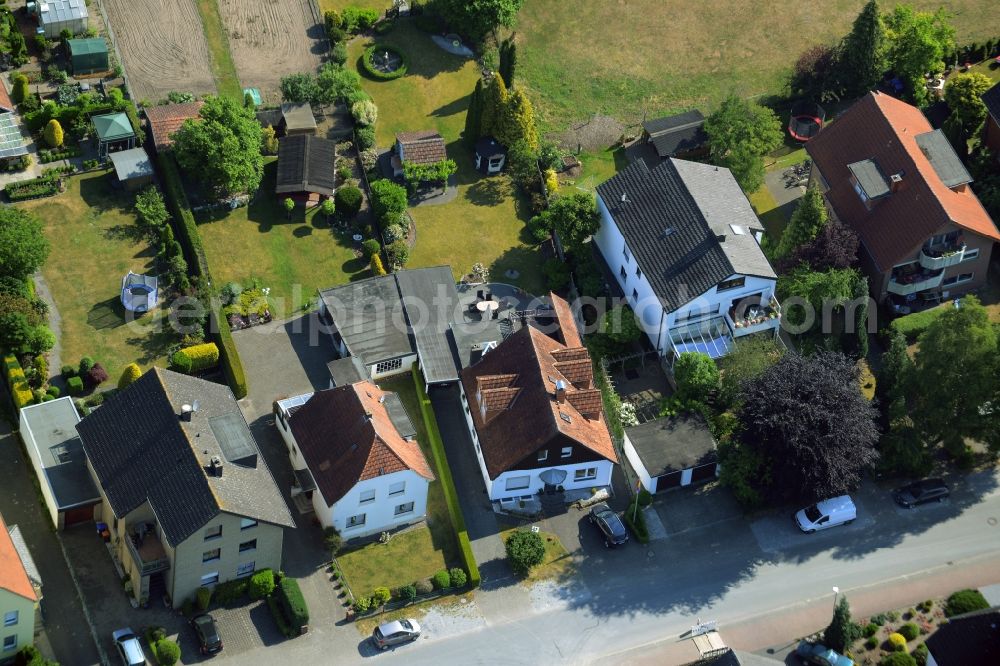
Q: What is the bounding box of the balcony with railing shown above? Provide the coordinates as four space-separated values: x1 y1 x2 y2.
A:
726 296 782 337
919 242 966 270
887 266 944 296
124 523 170 575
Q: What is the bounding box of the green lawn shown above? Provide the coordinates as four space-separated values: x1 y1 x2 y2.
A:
515 0 1000 132
319 0 388 14
194 0 242 100
335 376 459 597
197 160 368 313
347 20 545 293
19 172 173 382
747 185 788 248
498 526 573 583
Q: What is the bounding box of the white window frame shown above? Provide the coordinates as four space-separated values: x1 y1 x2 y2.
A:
375 358 403 374
2 634 15 652
347 513 366 528
239 539 257 553
962 248 979 262
359 488 376 504
537 450 548 462
394 502 415 516
2 611 16 627
200 572 220 586
942 272 974 286
574 467 597 481
561 446 572 458
236 561 255 578
202 548 221 563
204 525 222 541
505 476 530 491
388 481 406 496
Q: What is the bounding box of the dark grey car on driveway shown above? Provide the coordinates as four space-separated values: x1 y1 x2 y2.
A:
589 502 629 547
893 479 949 508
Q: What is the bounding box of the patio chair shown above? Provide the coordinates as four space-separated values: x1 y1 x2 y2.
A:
484 291 493 301
477 289 485 301
468 303 479 314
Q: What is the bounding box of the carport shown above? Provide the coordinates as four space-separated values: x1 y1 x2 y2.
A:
623 413 719 493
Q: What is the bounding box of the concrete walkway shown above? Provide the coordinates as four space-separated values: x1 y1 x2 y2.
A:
0 417 101 666
32 271 65 390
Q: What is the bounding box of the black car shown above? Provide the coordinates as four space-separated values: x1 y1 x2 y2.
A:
893 478 950 508
191 613 223 655
588 502 629 547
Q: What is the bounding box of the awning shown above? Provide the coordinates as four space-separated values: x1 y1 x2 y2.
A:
539 468 568 485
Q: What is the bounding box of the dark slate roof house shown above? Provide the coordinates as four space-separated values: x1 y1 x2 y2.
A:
276 134 337 197
624 413 719 493
924 607 1000 666
641 110 709 159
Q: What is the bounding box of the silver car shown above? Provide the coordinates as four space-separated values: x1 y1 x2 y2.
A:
371 619 421 650
112 628 146 666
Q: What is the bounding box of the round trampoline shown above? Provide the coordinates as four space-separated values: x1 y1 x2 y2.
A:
788 102 826 142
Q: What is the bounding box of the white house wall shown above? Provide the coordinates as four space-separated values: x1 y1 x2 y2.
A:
18 408 61 529
623 432 655 494
368 354 418 380
665 275 777 332
329 470 429 538
274 408 310 472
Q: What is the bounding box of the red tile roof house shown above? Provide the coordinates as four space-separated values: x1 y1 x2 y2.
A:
274 381 434 538
806 92 1000 307
391 130 447 178
459 321 618 506
143 101 204 153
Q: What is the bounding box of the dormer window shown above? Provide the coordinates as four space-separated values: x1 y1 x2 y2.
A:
717 277 745 292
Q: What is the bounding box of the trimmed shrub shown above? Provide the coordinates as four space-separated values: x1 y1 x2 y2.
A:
899 622 920 641
880 653 916 666
361 239 381 259
432 569 451 590
371 586 391 607
249 569 275 600
276 577 309 632
865 636 879 650
3 355 33 408
505 531 545 576
335 185 363 218
46 385 60 398
385 239 409 268
85 363 108 387
323 526 343 554
912 642 928 666
370 254 387 276
637 489 653 507
623 500 649 543
415 578 433 595
212 578 249 605
352 596 371 614
351 99 378 126
196 586 212 610
361 45 408 81
356 124 376 150
888 633 907 652
118 363 142 389
78 356 94 374
152 640 180 666
43 119 64 148
945 588 989 616
890 307 946 343
864 623 880 637
171 342 219 374
60 364 75 378
213 310 248 399
66 376 84 395
870 613 888 626
449 567 467 588
398 584 416 601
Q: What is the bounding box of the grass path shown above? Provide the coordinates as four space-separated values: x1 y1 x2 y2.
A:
194 0 243 100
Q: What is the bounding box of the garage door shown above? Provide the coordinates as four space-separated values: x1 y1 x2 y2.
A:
655 471 682 492
690 463 718 484
63 504 95 527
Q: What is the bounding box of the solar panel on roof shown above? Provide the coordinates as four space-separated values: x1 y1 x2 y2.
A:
0 114 26 158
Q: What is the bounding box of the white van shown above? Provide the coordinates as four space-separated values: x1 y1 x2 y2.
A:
794 495 857 533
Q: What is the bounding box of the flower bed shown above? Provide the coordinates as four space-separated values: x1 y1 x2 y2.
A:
361 44 408 80
5 172 64 201
848 598 948 665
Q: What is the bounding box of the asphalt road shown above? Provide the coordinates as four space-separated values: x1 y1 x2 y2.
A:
363 466 1000 665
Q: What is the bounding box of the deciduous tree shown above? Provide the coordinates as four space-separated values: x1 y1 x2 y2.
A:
704 95 783 193
172 96 264 197
944 72 993 134
736 351 880 504
437 0 525 44
529 191 600 254
884 5 955 105
601 305 642 344
717 336 784 408
0 207 49 280
280 73 319 104
777 218 859 273
673 352 719 403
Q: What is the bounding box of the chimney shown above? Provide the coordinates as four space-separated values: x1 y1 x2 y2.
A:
180 404 193 422
890 172 904 192
209 455 223 477
716 233 726 242
555 380 567 404
363 411 373 422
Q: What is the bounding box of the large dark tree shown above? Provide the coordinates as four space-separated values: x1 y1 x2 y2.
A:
437 0 525 44
463 78 484 147
529 192 600 254
824 596 863 652
736 351 880 504
777 218 859 273
0 207 49 280
792 45 838 100
498 35 517 88
838 0 887 96
912 295 999 454
173 96 264 197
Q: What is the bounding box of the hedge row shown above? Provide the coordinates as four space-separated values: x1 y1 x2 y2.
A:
3 355 32 408
276 577 309 633
212 310 248 399
155 152 209 278
889 306 947 343
622 500 649 544
360 45 408 81
412 364 481 588
170 342 220 374
5 173 60 201
38 145 82 163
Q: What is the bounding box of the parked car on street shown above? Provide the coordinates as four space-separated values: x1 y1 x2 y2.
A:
893 478 949 508
191 613 223 655
795 640 853 666
794 495 856 533
371 619 421 650
112 628 146 666
588 502 629 547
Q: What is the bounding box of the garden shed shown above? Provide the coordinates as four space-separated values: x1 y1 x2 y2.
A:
67 38 108 75
474 137 506 174
93 112 135 158
109 147 153 189
120 271 158 313
36 0 88 38
280 102 316 136
623 413 719 493
276 134 336 200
